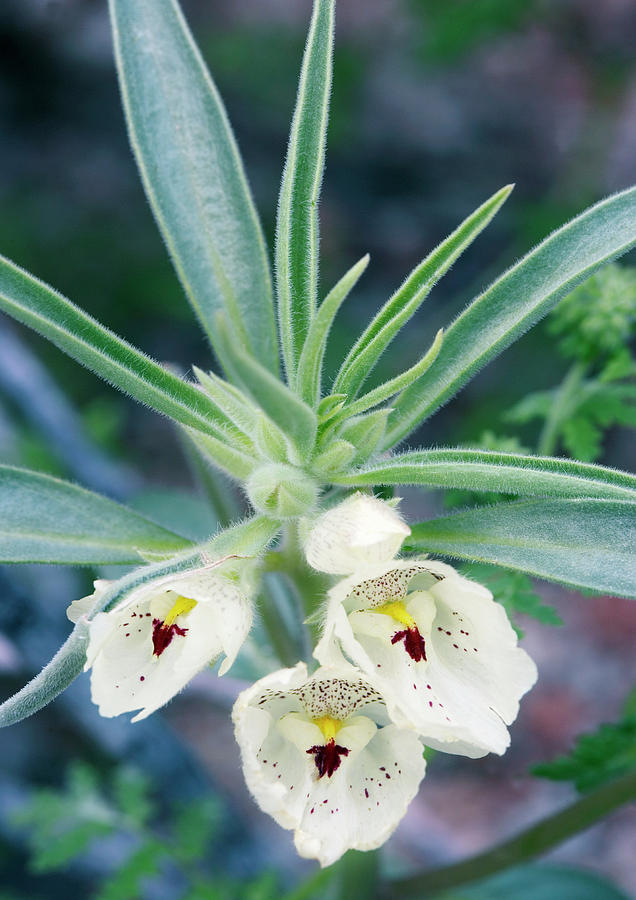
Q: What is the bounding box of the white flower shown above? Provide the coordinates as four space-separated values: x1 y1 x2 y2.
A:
232 662 426 867
314 559 537 758
303 492 410 575
69 563 252 721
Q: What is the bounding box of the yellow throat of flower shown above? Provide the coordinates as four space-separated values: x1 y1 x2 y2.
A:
163 594 197 627
373 599 416 628
312 715 343 742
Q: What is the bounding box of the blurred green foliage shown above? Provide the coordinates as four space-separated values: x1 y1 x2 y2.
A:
11 762 284 900
533 688 636 793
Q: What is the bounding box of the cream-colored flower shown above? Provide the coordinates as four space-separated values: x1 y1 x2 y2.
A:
315 559 537 758
69 564 252 721
232 662 426 867
303 492 410 575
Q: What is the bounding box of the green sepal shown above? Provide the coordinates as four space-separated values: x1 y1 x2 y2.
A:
312 439 356 476
338 409 390 466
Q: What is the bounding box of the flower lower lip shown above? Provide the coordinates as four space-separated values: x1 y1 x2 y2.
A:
306 738 350 778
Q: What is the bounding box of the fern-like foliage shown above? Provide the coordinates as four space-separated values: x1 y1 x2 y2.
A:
533 688 636 792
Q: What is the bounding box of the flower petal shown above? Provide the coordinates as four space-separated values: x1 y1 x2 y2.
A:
315 559 537 757
232 663 426 866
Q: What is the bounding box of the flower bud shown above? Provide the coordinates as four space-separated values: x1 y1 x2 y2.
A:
304 492 410 574
246 463 318 519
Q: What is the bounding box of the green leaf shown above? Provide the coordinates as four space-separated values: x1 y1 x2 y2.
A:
338 408 390 466
0 465 192 564
334 185 513 400
109 0 277 374
296 254 370 406
533 716 636 793
331 328 443 424
0 624 89 729
217 317 318 456
334 448 636 502
387 186 636 446
405 498 636 598
434 865 629 900
0 253 240 444
276 0 336 382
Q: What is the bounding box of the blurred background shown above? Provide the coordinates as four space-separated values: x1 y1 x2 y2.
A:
0 0 635 897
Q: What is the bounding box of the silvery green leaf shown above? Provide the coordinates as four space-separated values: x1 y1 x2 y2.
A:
338 409 390 465
276 0 336 382
0 466 192 564
296 254 370 406
109 0 277 375
334 448 636 502
387 185 636 446
217 317 317 457
0 254 239 444
334 185 513 400
405 498 636 598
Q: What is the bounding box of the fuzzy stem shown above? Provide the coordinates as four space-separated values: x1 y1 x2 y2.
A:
387 771 636 897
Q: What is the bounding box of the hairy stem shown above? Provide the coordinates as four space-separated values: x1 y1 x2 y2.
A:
388 770 636 897
537 360 587 456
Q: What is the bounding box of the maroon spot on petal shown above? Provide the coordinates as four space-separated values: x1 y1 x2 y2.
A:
140 676 145 682
152 617 188 657
307 738 350 779
391 627 427 662
364 788 369 798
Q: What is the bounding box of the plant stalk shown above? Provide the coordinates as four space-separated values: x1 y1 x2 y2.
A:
387 770 636 897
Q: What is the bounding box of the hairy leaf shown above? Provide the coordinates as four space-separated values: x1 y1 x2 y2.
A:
334 448 636 502
296 254 370 406
0 466 192 565
334 185 513 400
276 0 336 381
110 0 277 374
0 254 240 443
387 186 636 446
405 498 636 598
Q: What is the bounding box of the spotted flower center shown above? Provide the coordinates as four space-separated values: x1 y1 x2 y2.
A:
374 600 427 662
306 715 349 778
152 594 197 657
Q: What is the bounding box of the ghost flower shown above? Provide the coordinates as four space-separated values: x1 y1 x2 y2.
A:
68 562 252 721
232 662 426 867
303 492 410 575
314 560 537 758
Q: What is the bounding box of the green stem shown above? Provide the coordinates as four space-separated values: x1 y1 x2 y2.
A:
537 361 587 457
388 770 636 897
281 866 336 900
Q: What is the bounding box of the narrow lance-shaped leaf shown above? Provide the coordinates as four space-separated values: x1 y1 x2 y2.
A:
333 447 636 502
276 0 336 383
0 466 193 565
404 498 636 599
296 254 370 406
109 0 278 375
386 185 636 447
0 254 244 445
330 328 443 424
334 184 513 400
217 316 318 457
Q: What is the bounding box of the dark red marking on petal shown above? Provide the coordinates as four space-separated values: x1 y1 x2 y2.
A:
152 617 188 657
391 627 427 661
306 738 350 778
